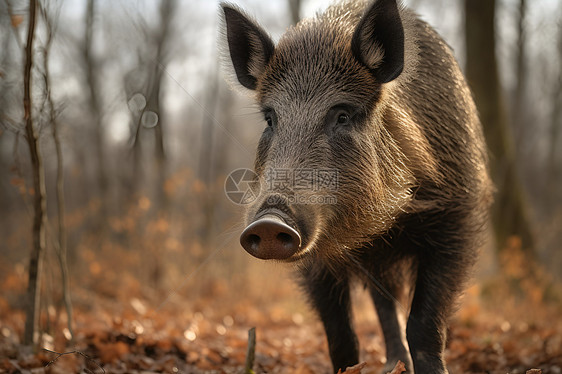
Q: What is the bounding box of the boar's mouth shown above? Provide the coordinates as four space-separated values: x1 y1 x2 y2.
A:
240 208 304 261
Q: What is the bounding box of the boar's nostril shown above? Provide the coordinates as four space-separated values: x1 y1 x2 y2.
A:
277 232 295 248
247 234 261 252
240 214 301 260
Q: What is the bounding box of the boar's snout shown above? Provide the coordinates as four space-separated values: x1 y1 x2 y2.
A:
240 212 301 260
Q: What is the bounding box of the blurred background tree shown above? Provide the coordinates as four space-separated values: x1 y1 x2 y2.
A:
465 0 535 254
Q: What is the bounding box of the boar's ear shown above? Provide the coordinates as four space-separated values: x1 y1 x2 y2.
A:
351 0 404 83
221 4 275 90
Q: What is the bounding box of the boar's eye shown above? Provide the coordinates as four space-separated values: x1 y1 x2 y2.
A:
326 105 357 133
337 113 350 126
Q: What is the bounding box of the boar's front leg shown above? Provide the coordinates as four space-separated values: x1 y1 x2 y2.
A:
406 252 463 374
300 263 359 373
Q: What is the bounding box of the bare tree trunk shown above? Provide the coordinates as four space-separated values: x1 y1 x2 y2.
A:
23 0 45 346
146 69 164 207
464 0 535 253
513 0 527 149
52 117 74 341
547 16 562 202
84 0 108 223
153 0 171 160
132 98 144 194
130 0 174 210
152 0 175 210
288 0 301 25
198 63 219 246
40 3 74 342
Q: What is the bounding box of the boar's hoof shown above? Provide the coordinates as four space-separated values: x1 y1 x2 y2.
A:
240 214 301 260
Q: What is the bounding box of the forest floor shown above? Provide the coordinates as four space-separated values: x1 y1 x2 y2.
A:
1 236 562 374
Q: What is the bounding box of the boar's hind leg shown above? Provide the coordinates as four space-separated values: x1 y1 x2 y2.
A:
300 264 359 373
370 286 413 374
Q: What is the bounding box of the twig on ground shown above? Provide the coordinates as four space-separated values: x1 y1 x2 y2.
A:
43 348 105 373
244 327 256 374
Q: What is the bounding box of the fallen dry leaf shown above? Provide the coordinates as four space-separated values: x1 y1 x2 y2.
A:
337 361 367 374
387 360 406 374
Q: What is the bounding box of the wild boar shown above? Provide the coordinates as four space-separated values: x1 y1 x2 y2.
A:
220 0 492 372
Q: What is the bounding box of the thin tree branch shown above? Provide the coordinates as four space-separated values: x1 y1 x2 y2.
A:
23 0 47 347
40 0 74 343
